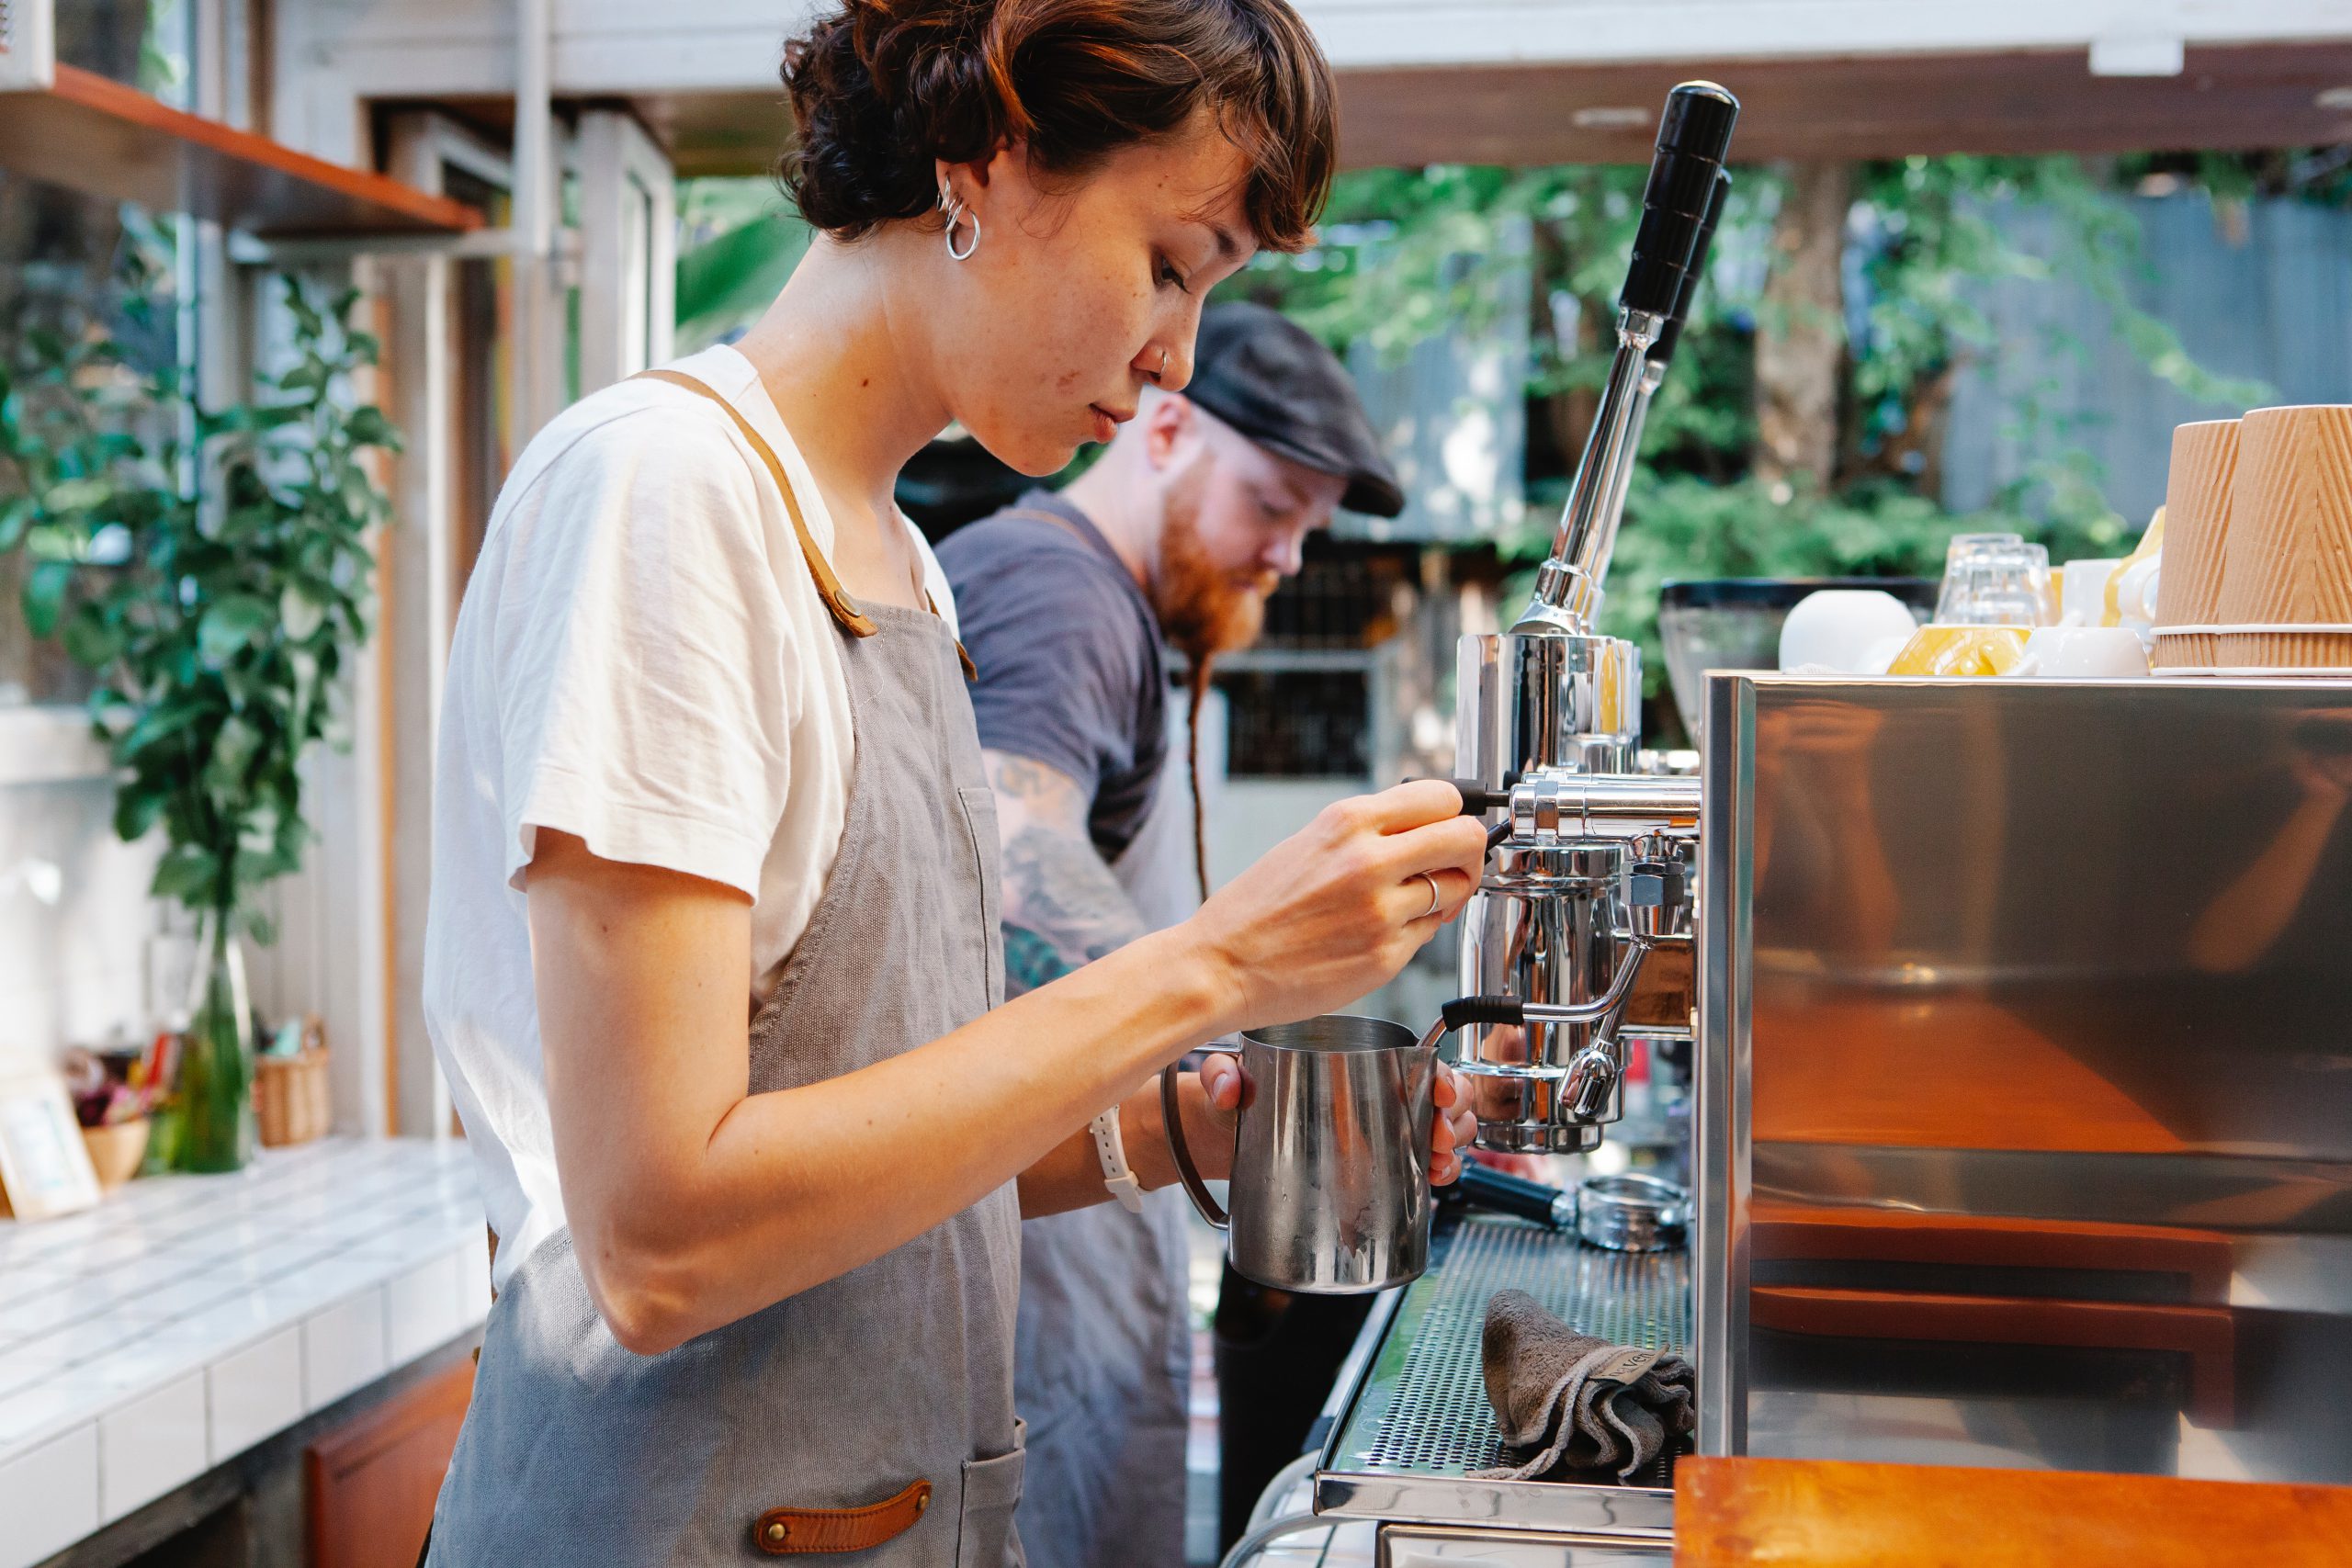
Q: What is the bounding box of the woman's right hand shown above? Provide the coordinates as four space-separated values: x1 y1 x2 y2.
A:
1180 779 1490 1033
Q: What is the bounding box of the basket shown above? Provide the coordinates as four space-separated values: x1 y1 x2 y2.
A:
81 1119 151 1190
255 1044 333 1148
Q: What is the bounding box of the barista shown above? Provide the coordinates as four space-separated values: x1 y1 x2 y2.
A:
940 301 1407 1568
415 3 1487 1566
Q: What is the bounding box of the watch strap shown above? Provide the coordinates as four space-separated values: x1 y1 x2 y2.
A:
1090 1108 1147 1214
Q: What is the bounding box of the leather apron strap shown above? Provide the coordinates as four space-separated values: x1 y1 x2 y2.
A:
636 368 877 638
630 368 980 682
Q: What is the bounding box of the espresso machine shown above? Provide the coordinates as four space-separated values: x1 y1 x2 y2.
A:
1261 79 2352 1568
1210 84 1748 1568
1446 85 1734 1161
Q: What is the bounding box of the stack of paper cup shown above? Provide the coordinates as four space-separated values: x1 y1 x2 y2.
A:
2151 420 2238 669
2214 405 2352 671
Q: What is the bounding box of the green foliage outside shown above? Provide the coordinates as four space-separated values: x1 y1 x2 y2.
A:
667 153 2322 729
0 274 396 941
676 180 813 352
1229 155 2288 715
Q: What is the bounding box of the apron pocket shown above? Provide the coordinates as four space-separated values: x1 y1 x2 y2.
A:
956 1421 1027 1568
956 785 1007 1010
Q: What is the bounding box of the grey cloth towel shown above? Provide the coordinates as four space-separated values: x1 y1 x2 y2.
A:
1470 1289 1696 1482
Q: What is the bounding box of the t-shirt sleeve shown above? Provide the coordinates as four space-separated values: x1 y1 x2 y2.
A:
489 405 798 898
941 535 1148 797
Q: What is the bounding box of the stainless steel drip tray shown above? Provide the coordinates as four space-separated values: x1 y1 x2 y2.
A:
1316 1214 1688 1539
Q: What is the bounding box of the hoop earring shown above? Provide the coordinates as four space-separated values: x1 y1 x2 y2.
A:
938 186 980 262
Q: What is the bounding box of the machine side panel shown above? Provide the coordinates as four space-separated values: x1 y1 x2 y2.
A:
1695 672 1756 1456
1734 677 2352 1483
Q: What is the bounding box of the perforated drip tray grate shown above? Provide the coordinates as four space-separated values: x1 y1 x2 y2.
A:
1315 1214 1690 1537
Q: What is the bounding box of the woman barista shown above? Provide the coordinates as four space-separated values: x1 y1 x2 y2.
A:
420 2 1487 1563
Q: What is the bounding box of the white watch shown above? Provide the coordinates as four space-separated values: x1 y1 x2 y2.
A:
1090 1108 1146 1215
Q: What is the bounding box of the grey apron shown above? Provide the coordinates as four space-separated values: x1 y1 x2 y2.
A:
1003 507 1198 1568
428 375 1023 1566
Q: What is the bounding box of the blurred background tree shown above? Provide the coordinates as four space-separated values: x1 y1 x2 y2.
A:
673 151 2335 719
1232 153 2289 700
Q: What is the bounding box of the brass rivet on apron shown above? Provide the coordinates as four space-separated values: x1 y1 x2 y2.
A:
917 1492 930 1514
763 1521 789 1545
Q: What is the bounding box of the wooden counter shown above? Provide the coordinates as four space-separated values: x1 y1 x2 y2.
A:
1676 1456 2352 1567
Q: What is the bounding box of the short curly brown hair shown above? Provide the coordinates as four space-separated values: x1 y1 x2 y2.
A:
779 0 1336 254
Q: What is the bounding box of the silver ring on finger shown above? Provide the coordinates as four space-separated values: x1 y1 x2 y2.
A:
1417 871 1442 919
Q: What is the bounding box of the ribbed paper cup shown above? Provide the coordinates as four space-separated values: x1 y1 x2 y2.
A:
2214 405 2352 670
2152 420 2238 668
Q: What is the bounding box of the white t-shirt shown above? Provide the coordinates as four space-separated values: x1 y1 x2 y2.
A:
423 344 959 1288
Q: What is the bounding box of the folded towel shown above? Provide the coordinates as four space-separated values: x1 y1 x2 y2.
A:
1470 1288 1695 1482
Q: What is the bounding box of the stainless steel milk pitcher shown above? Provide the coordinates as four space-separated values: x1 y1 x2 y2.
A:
1159 1015 1442 1294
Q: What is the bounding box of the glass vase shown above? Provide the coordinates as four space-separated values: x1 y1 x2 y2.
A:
174 909 256 1174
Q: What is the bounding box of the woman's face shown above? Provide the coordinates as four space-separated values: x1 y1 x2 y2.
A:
933 111 1261 475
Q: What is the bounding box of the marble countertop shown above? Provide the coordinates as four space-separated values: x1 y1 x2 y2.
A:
0 1137 488 1568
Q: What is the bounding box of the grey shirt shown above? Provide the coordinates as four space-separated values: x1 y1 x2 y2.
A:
936 491 1168 862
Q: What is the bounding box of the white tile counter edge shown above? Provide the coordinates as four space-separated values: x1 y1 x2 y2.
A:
0 1139 490 1568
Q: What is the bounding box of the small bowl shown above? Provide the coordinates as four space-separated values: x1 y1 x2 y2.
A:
82 1119 151 1191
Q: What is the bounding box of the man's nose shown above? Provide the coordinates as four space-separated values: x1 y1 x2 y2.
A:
1264 525 1308 577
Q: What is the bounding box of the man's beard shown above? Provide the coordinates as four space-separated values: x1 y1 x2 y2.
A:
1151 454 1280 903
1150 458 1279 667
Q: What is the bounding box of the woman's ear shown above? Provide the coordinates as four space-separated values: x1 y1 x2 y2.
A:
938 141 1024 207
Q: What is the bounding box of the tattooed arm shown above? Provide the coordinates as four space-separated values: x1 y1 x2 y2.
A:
984 747 1236 1217
985 749 1152 997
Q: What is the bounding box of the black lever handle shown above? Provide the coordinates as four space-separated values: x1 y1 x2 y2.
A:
1405 776 1512 816
1648 167 1731 370
1409 777 1515 849
1620 82 1741 320
1442 995 1525 1031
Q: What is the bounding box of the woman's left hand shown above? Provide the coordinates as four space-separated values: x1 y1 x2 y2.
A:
1198 1054 1479 1186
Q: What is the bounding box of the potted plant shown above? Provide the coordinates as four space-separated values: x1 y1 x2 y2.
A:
0 276 397 1173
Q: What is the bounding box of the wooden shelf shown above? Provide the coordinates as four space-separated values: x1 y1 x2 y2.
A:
0 65 481 237
634 40 2352 175
1346 43 2352 168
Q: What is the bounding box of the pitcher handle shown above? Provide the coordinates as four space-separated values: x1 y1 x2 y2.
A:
1159 1063 1228 1231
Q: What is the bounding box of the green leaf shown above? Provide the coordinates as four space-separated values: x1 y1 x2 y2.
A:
113 784 168 841
22 559 73 637
0 496 31 551
344 406 396 447
151 843 221 904
119 699 206 760
198 595 276 661
204 714 262 795
284 286 325 341
61 603 124 667
286 647 320 728
676 208 813 349
41 476 115 513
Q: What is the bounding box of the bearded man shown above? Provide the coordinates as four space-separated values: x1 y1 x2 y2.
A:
937 301 1404 1568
